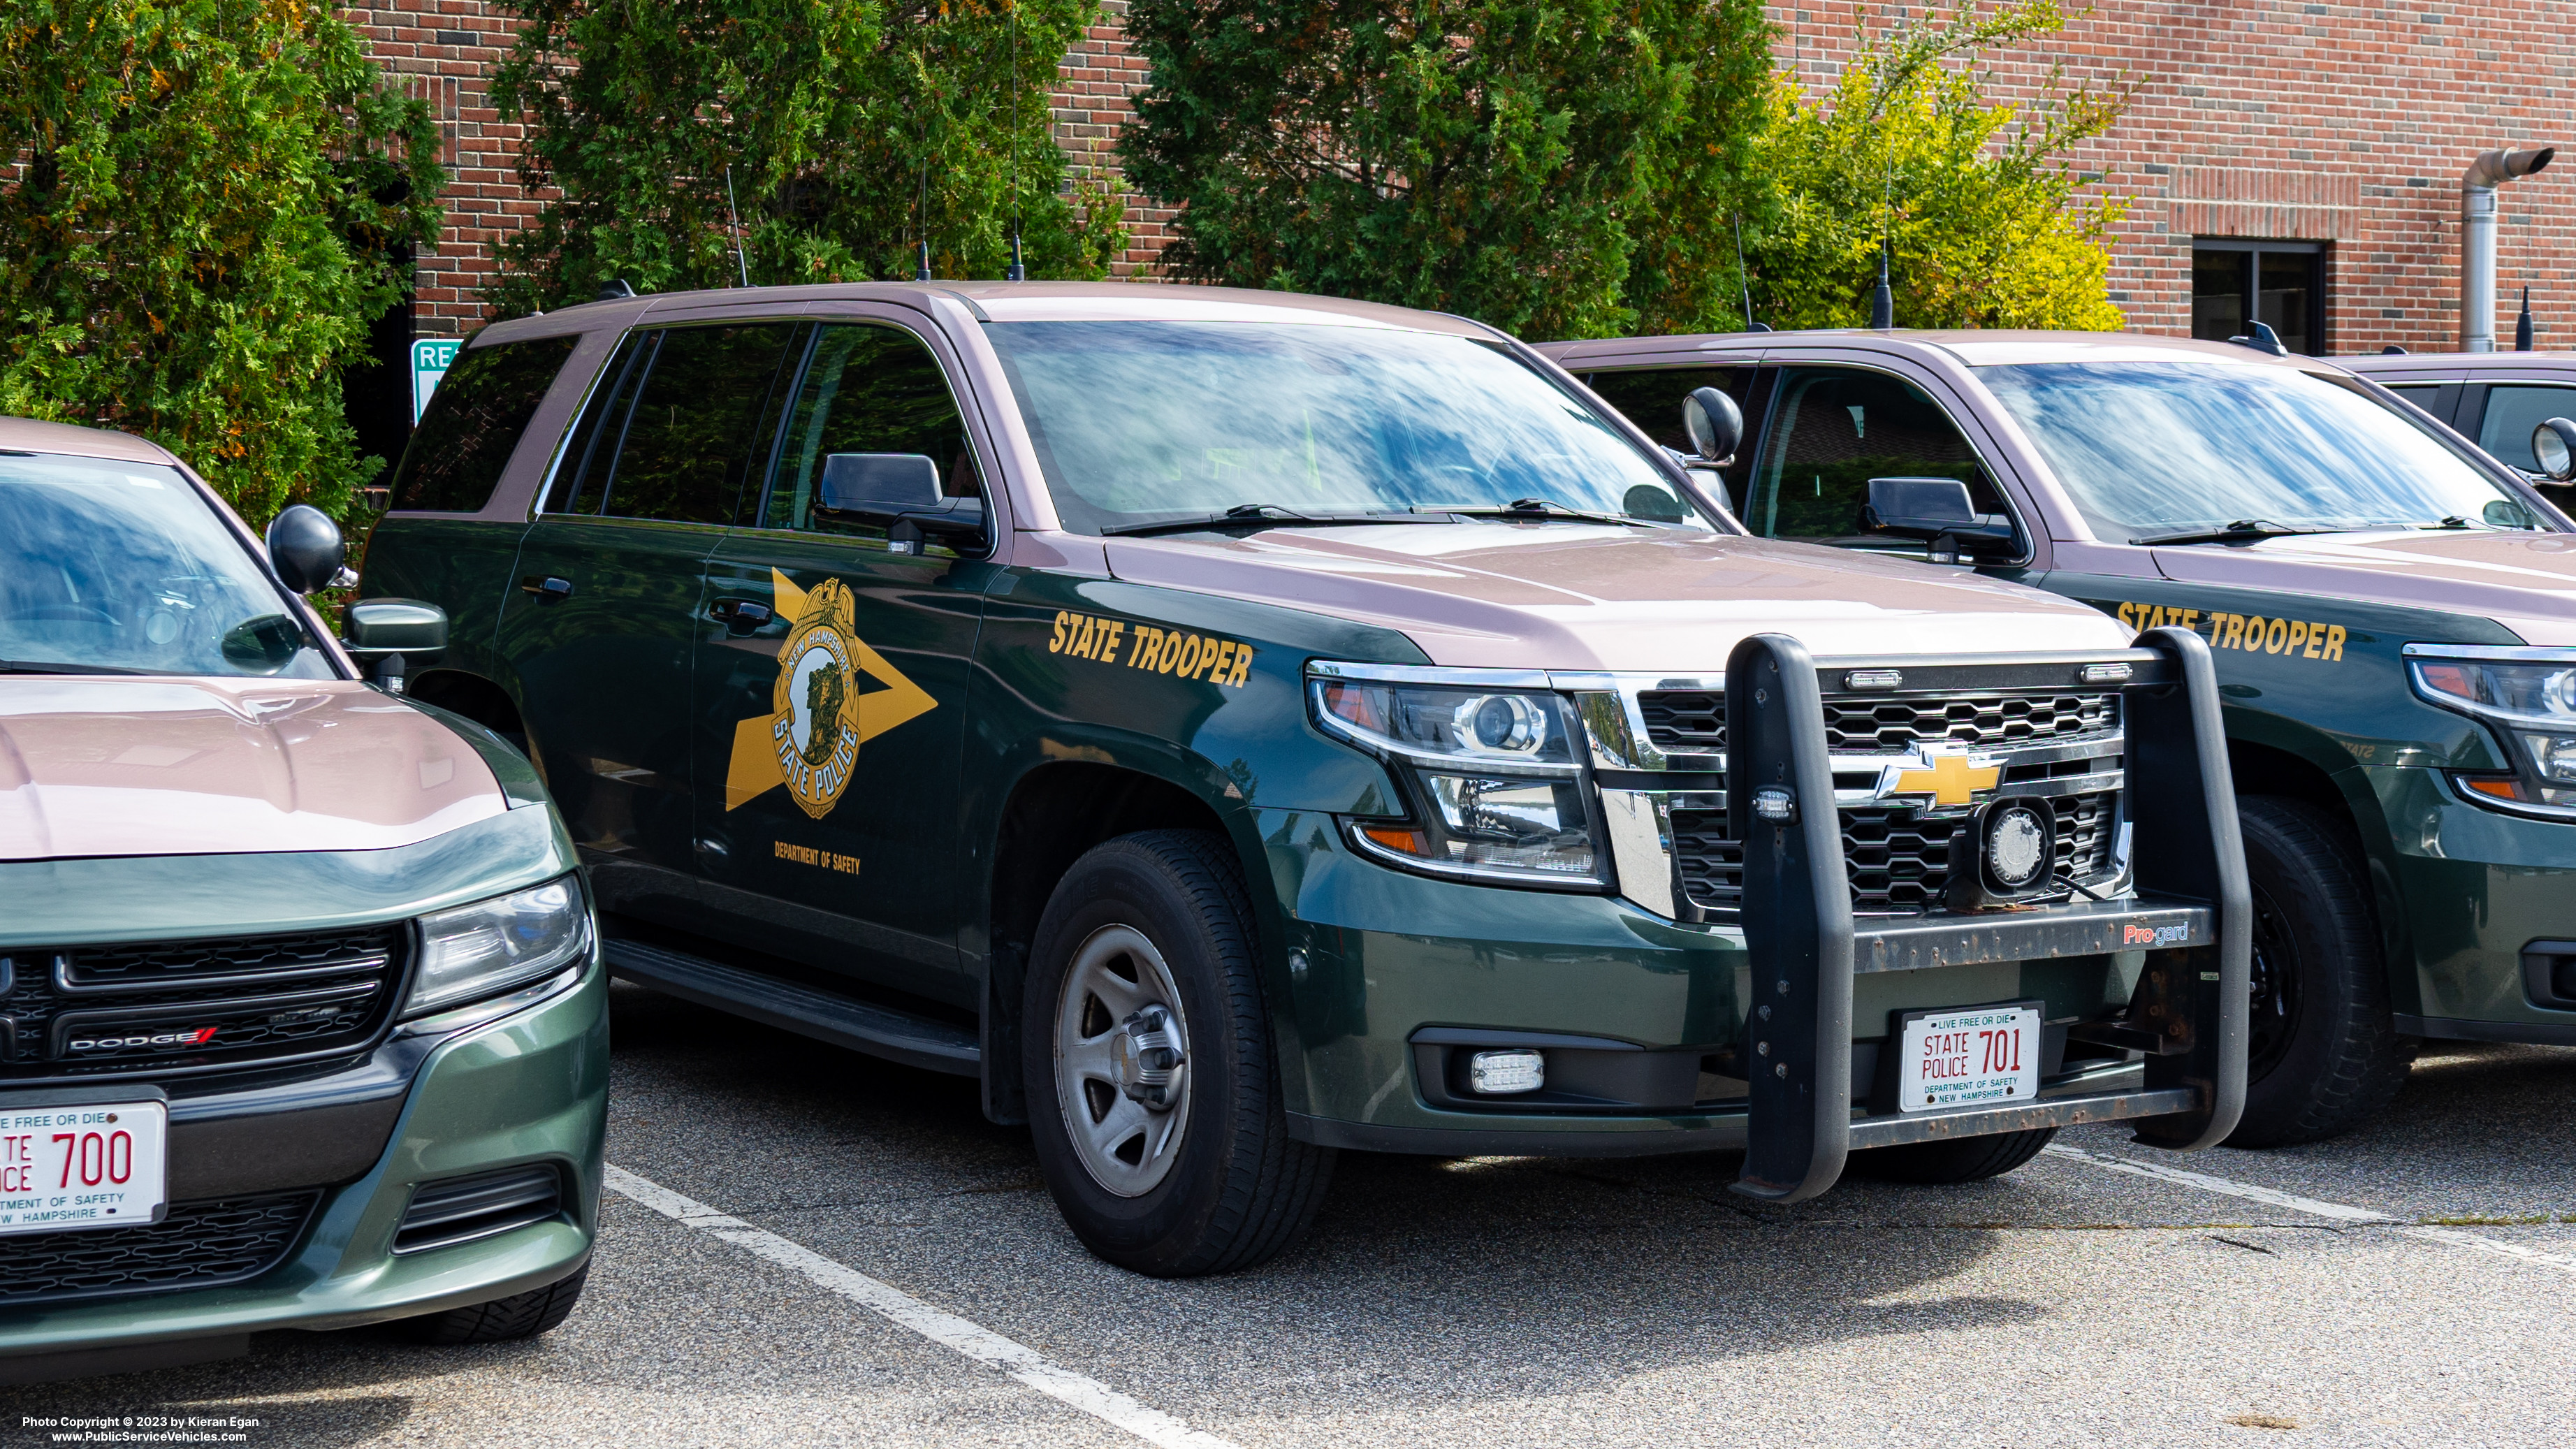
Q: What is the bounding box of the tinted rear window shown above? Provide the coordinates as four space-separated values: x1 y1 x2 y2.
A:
389 334 580 512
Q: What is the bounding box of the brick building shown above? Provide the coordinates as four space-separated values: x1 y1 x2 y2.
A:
349 0 2574 361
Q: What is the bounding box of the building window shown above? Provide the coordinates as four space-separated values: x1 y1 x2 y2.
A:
2192 240 2326 355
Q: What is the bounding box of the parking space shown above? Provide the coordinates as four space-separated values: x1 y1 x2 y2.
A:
10 986 2573 1448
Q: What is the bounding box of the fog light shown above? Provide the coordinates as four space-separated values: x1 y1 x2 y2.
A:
1984 802 2051 888
1469 1049 1545 1094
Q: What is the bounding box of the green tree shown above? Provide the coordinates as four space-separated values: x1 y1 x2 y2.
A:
1741 2 2130 331
488 0 1126 314
0 0 445 525
1121 0 1775 342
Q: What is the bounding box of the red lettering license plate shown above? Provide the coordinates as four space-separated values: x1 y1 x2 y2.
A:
0 1100 168 1234
1899 1005 2041 1112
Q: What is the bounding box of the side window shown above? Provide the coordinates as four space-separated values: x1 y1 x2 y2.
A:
763 323 983 537
388 334 579 512
546 332 653 516
1749 366 2005 544
2475 385 2576 472
596 323 800 525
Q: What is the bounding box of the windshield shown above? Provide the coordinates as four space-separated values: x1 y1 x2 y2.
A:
1981 362 2542 541
984 321 1708 534
0 452 333 678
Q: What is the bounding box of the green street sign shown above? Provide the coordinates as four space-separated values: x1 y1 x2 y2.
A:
412 338 460 423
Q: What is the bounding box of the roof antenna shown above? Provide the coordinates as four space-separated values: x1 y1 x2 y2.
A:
914 143 933 282
1869 126 1895 329
1731 213 1770 332
2516 285 2535 351
1005 2 1026 281
724 165 750 288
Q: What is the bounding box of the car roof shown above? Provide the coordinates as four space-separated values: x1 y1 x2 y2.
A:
1541 328 2334 372
473 280 1500 347
0 415 182 465
2343 350 2576 377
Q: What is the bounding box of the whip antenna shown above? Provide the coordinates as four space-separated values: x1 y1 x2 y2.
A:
1006 2 1026 280
724 165 750 287
915 140 933 281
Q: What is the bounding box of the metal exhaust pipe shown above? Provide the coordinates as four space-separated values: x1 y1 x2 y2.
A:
2461 146 2555 352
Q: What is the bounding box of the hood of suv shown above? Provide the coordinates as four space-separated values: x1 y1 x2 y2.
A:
1105 523 2130 669
0 677 506 861
2149 529 2576 646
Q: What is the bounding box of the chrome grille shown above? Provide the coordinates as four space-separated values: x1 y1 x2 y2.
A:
1639 690 2120 755
1670 791 2118 919
0 926 406 1084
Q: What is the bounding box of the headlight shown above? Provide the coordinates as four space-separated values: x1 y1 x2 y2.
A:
408 875 592 1017
2406 646 2576 813
1309 668 1608 887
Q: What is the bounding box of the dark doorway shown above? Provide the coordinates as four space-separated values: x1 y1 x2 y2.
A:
343 246 416 511
2192 240 2327 355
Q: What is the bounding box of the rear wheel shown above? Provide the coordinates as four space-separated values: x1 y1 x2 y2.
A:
1022 829 1334 1276
1849 1128 2056 1184
401 1263 588 1345
2227 796 2414 1146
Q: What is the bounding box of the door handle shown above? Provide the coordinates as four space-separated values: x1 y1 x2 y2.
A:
708 597 773 635
519 574 574 604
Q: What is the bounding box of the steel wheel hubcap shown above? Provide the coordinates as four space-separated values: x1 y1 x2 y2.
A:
1054 924 1191 1197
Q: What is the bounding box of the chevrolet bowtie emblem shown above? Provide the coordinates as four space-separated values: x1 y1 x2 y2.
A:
1878 750 2004 808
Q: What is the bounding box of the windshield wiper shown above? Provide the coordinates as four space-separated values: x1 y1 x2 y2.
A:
2130 520 2338 547
1100 504 1450 538
0 658 154 676
1423 498 1659 527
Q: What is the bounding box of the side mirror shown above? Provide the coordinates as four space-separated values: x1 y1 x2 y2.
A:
2532 417 2576 481
1858 476 2018 561
817 453 987 556
265 505 346 595
1682 387 1742 465
344 597 448 694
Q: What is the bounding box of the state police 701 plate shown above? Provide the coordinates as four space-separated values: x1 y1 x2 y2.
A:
0 1100 169 1235
1898 1003 2042 1112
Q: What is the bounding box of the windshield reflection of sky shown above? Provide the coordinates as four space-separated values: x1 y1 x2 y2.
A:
987 321 1699 534
0 454 328 677
1982 362 2529 540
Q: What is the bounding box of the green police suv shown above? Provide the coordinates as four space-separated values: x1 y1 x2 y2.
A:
368 284 2250 1276
1 418 602 1382
1544 328 2576 1148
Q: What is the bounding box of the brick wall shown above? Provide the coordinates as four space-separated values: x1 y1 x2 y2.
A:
342 1 537 340
1773 1 2576 353
350 3 2575 351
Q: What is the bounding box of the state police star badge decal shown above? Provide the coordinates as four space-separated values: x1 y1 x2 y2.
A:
723 570 937 819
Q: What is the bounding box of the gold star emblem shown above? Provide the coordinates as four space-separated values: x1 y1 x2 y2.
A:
723 569 936 815
1881 750 2003 807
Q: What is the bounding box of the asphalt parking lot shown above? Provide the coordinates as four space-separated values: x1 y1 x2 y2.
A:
9 981 2574 1449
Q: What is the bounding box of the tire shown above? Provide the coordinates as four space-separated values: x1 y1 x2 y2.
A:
2227 796 2415 1146
1849 1128 2056 1184
1021 829 1334 1276
402 1263 590 1345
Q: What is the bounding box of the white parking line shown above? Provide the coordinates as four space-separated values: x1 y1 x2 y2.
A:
603 1163 1242 1449
2044 1144 2576 1275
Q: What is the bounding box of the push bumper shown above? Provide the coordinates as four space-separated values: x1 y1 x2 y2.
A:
0 955 608 1366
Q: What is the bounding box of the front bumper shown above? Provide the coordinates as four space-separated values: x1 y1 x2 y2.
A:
1267 806 2171 1153
2368 764 2576 1042
0 954 609 1360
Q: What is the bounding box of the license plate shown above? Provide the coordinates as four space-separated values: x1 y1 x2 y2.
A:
0 1100 169 1234
1898 1004 2042 1112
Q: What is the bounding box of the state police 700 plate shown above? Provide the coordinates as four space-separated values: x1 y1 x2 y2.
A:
1898 1003 2042 1112
0 1100 170 1235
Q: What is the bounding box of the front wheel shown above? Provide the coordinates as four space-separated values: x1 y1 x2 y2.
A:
400 1263 588 1345
1021 830 1334 1276
2227 796 2415 1146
